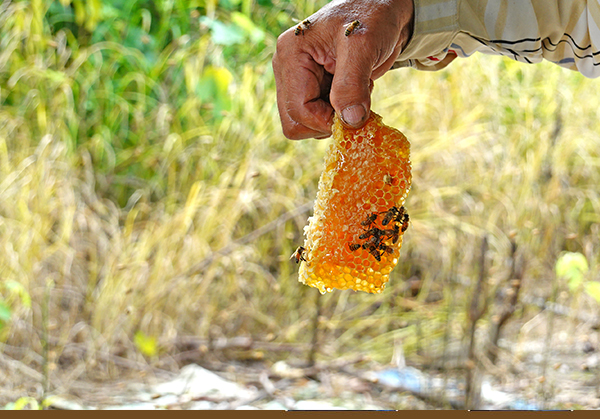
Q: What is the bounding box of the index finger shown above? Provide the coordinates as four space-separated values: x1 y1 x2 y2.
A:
273 33 334 139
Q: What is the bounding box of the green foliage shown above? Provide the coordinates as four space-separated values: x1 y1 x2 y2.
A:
555 251 600 304
0 280 32 332
197 65 234 117
3 280 32 309
2 396 55 410
134 330 158 357
2 0 321 205
0 301 11 327
584 281 600 303
3 397 40 410
556 251 589 291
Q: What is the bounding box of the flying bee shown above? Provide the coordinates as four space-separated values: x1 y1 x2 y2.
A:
360 212 378 227
295 19 312 36
344 20 361 36
348 243 362 252
290 246 307 263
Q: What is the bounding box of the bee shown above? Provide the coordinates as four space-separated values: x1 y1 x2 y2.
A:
348 243 362 252
290 246 307 263
344 20 361 36
379 244 394 255
380 206 408 226
381 225 401 244
364 244 381 261
361 234 381 249
383 174 393 185
360 212 378 228
380 206 401 226
400 212 410 232
295 19 312 36
359 227 382 240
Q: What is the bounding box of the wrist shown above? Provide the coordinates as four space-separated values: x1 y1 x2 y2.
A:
397 0 415 52
394 0 459 66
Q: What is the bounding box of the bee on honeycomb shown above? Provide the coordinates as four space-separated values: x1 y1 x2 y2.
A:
400 212 410 232
360 212 379 228
380 206 406 226
348 243 362 252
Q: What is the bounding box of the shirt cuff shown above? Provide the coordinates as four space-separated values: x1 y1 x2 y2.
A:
395 0 460 70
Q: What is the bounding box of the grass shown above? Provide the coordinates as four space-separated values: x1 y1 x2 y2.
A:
2 0 600 407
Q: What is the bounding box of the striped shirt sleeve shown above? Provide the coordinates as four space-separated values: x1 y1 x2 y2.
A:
393 0 600 78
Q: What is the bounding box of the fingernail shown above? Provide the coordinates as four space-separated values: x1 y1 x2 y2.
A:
341 105 367 127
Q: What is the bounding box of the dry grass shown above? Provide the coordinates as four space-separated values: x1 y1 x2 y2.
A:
2 0 600 407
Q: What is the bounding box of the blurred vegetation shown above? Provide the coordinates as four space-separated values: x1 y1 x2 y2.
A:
1 0 600 407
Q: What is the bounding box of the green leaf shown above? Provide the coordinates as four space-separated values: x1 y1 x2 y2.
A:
198 65 233 116
4 280 31 308
584 282 600 303
556 252 589 291
231 12 265 43
84 0 102 32
206 66 233 95
0 300 11 323
200 17 244 45
219 0 242 10
10 397 39 410
134 331 157 357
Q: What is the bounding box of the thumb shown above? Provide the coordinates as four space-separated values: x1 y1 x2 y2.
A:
330 46 374 128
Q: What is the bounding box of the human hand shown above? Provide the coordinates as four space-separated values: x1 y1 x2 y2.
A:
272 0 414 139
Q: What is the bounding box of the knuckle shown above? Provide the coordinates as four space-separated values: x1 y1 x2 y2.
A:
276 30 294 51
282 123 301 140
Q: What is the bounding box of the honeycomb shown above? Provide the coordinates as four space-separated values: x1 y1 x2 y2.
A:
298 112 412 294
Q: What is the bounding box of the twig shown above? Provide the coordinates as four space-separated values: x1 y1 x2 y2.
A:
225 375 293 410
0 352 44 382
441 244 458 407
173 336 309 353
540 267 561 408
465 236 489 410
415 316 423 357
41 280 53 399
308 290 322 368
55 343 175 379
486 240 525 364
451 273 600 326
